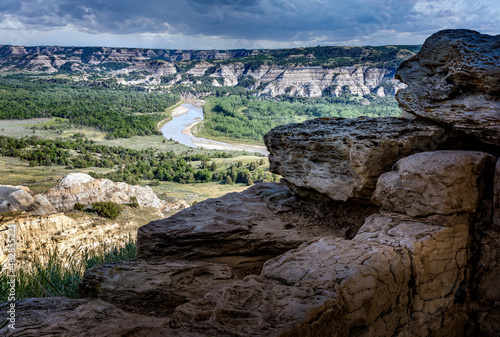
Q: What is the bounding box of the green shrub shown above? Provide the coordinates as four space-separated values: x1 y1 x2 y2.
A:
73 203 85 211
128 196 139 208
91 201 121 219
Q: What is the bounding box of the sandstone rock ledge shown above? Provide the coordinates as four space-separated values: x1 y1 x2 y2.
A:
2 29 500 337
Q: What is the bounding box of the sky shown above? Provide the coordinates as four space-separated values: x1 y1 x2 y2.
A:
0 0 498 50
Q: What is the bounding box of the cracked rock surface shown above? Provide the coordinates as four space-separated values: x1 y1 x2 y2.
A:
356 213 471 336
262 236 411 336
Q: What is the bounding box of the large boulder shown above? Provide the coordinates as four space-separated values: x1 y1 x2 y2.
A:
355 213 471 336
44 173 166 212
396 29 500 146
261 236 411 336
0 185 56 215
372 151 496 217
264 117 450 202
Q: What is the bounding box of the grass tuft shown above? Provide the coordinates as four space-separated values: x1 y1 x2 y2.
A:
0 238 136 301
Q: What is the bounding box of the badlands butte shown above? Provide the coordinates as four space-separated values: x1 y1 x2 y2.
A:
0 43 417 98
1 29 500 337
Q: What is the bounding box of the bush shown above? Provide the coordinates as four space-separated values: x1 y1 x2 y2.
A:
128 196 139 208
73 203 85 211
92 201 121 219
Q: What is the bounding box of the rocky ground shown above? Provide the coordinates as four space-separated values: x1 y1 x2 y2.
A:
1 29 499 337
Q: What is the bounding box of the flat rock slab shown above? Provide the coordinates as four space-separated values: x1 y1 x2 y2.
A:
372 150 495 217
79 259 236 317
170 275 348 337
0 297 203 337
264 117 449 202
396 29 500 146
137 183 342 276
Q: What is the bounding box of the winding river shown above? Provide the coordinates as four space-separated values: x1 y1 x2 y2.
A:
160 103 269 155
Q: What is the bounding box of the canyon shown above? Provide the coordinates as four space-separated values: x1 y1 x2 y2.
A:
1 29 499 337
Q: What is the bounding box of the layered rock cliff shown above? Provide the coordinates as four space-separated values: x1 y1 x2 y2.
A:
2 30 499 337
0 44 412 98
0 211 145 267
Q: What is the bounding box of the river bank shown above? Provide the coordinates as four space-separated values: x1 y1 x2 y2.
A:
160 102 269 155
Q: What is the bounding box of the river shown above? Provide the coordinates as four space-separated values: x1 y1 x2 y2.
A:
160 103 269 155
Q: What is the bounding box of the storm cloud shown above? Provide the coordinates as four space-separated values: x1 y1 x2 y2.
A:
0 0 498 48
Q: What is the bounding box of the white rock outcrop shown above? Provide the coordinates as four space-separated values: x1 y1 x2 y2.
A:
44 173 166 212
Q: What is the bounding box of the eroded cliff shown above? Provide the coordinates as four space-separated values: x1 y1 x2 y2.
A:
0 44 412 98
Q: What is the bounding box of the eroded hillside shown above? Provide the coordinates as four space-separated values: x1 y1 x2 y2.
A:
0 44 419 98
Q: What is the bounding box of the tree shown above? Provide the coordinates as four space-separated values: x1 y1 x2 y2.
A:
225 175 233 185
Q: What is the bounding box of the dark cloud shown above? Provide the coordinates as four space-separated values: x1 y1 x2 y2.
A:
0 0 498 47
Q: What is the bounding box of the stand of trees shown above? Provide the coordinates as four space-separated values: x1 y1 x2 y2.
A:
0 135 275 185
199 94 401 143
0 75 179 138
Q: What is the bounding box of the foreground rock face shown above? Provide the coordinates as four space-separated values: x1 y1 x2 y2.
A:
355 213 471 336
170 275 348 337
396 29 500 146
262 236 411 336
264 117 449 201
0 185 55 215
44 173 171 212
